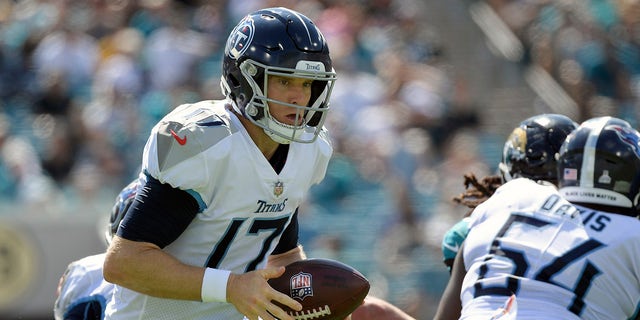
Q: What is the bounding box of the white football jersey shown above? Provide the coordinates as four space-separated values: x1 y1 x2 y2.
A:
105 100 333 319
460 178 640 320
54 253 113 320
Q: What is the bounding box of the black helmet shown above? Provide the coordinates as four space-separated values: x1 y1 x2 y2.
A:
220 7 337 144
105 179 140 245
558 116 640 217
499 114 578 184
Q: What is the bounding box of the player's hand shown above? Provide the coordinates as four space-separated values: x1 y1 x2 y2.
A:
227 266 302 320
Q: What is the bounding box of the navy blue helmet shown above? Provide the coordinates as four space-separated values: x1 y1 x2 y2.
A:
105 179 140 245
558 116 640 217
499 114 578 184
221 7 337 144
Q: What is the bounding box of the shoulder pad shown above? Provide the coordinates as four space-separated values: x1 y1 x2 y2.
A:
155 101 233 171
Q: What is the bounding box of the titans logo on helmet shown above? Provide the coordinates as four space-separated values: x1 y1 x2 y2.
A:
225 16 254 59
611 125 640 154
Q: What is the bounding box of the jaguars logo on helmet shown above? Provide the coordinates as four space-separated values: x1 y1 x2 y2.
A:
499 113 578 184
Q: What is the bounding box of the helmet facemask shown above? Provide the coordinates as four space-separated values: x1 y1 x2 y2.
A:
234 59 336 144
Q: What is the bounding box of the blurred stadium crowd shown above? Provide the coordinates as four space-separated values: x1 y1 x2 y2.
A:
481 0 640 122
0 0 638 318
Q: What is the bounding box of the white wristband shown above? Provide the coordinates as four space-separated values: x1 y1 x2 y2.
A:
201 268 231 302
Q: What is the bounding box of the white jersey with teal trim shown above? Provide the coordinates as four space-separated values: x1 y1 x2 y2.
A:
105 100 333 320
460 178 640 320
54 253 112 320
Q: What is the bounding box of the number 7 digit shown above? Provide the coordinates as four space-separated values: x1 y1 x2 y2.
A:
205 216 290 272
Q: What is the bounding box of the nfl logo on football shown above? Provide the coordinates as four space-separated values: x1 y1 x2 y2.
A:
290 272 313 300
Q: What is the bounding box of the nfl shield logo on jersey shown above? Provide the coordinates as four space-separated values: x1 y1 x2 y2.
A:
274 181 284 197
290 272 313 300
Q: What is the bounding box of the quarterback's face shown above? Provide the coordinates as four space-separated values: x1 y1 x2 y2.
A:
266 75 312 126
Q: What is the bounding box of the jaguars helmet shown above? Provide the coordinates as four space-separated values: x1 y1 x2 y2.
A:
220 7 337 144
105 179 140 245
499 114 578 184
558 116 640 217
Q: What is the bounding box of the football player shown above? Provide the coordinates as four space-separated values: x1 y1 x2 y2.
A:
55 180 414 320
54 180 139 320
435 116 640 319
102 7 338 320
442 114 578 271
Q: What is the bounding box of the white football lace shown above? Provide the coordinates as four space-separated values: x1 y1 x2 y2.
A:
290 305 332 320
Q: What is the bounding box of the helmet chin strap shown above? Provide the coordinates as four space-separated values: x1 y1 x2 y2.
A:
264 128 292 144
260 110 308 144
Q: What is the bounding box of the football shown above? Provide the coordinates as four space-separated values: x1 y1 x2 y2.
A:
268 258 370 320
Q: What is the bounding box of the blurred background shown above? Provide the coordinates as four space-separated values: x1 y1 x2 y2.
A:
0 0 638 319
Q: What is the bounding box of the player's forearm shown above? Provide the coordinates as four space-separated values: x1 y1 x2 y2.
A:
267 245 306 268
433 246 465 320
103 236 205 301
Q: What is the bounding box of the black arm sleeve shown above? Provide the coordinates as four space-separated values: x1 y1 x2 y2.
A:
271 209 300 255
116 176 199 248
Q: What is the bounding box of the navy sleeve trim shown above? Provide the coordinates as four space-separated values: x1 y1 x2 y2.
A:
63 295 105 320
272 209 300 255
116 176 199 248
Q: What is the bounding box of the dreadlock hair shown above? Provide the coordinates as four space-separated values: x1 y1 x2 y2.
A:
452 173 503 216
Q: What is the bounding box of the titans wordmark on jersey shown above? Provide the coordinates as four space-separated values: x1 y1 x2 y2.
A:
460 178 640 320
106 100 332 320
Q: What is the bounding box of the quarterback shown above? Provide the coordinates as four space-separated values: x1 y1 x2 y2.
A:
103 7 337 320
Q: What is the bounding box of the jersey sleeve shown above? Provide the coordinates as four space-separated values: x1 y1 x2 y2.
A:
55 262 88 320
309 127 333 185
271 210 300 254
117 175 200 247
54 255 105 320
442 217 471 271
142 102 233 199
